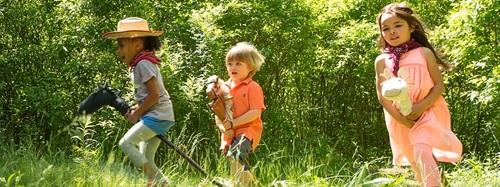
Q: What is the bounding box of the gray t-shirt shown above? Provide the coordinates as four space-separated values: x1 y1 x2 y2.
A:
131 60 174 122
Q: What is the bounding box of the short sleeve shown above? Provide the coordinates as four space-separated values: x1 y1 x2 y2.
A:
135 60 158 83
248 82 266 111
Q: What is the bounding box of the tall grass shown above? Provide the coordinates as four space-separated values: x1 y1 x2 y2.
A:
1 143 499 186
0 142 150 187
1 116 499 186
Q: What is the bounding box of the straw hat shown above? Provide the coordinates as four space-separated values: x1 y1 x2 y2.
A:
103 17 164 39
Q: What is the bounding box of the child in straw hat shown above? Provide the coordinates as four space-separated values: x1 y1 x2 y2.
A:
103 17 174 187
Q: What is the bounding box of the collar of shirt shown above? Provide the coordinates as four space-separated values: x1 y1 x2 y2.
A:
226 77 253 89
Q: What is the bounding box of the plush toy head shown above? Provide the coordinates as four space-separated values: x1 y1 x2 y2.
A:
206 75 229 97
380 67 410 101
206 75 233 124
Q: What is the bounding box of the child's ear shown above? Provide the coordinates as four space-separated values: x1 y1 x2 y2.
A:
132 38 144 49
410 25 415 33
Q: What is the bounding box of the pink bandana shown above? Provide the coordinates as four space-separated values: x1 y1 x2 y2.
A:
383 38 423 75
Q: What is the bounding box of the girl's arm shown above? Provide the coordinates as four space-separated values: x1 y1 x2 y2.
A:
406 47 445 120
375 55 415 128
126 76 159 123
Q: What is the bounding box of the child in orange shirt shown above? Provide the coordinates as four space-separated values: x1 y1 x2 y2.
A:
374 3 462 186
218 42 265 186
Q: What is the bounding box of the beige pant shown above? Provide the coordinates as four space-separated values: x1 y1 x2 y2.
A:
119 122 165 181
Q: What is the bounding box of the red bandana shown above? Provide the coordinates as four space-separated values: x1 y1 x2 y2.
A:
129 49 161 67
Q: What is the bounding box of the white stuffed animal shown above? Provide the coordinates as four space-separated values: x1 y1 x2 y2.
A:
380 67 412 116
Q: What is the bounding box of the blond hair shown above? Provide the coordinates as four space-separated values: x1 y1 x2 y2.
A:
225 42 265 77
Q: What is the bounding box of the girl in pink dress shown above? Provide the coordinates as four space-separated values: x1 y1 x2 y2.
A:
374 3 462 186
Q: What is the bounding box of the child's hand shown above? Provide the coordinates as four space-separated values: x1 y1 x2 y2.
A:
395 115 415 129
407 103 424 121
124 105 138 116
222 119 233 130
124 107 139 124
222 120 234 139
129 105 139 111
217 124 234 139
126 113 140 124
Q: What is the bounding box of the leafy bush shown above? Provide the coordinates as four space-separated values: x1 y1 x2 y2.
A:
0 0 498 172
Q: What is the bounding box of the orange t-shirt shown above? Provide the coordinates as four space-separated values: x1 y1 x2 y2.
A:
220 77 265 151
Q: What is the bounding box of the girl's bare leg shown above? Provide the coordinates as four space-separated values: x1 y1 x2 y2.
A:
413 143 440 187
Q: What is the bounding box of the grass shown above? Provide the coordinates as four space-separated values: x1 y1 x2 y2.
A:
1 116 499 186
1 139 499 187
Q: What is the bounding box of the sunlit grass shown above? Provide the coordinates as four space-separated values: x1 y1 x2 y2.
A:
2 139 499 187
1 116 498 186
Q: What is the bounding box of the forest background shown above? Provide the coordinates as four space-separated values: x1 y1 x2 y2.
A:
1 0 499 186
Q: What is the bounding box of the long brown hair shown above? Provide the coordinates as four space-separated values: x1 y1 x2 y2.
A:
376 3 450 69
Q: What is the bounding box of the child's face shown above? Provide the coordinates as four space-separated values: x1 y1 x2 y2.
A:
380 13 414 47
116 38 142 65
226 60 251 82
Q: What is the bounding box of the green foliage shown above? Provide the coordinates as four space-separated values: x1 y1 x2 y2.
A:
433 0 500 155
448 154 500 186
1 1 499 185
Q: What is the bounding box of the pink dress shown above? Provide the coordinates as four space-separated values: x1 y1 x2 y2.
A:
384 47 462 165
